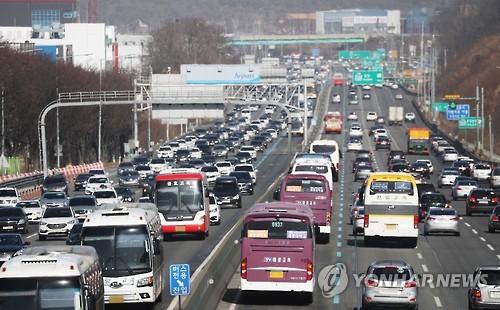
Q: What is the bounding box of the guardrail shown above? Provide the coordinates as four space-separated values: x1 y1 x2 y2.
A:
167 77 332 309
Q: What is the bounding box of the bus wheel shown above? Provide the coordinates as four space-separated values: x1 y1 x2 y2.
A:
304 292 313 304
198 232 206 240
364 237 374 247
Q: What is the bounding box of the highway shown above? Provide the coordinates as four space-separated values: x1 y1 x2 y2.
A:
216 74 500 309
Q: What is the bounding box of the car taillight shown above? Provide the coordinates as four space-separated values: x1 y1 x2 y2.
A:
405 281 417 287
352 207 358 213
241 258 247 279
414 216 419 229
356 215 364 220
327 212 331 224
450 217 459 221
427 216 436 221
376 141 380 144
365 277 378 287
493 198 499 203
418 203 421 209
364 214 369 228
492 215 500 222
469 197 477 203
307 259 313 281
473 287 482 299
457 187 462 190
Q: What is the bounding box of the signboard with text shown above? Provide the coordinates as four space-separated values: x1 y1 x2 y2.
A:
352 70 383 85
458 117 484 129
170 264 190 296
446 104 470 120
432 102 448 112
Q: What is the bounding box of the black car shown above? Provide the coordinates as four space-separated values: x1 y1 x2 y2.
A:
0 207 28 234
175 149 191 163
391 163 410 173
73 173 92 191
417 183 437 198
387 150 406 165
114 186 135 203
229 171 254 195
410 162 431 179
142 173 157 199
117 161 135 175
212 176 242 208
466 188 499 216
65 223 83 245
201 155 216 166
0 233 29 266
198 144 213 156
132 156 150 167
419 192 449 221
352 157 372 173
41 173 68 195
375 136 391 150
235 151 253 164
68 195 98 222
250 140 265 152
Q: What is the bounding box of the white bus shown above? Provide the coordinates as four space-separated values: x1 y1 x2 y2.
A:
0 245 104 310
309 139 340 182
81 203 165 307
363 173 419 247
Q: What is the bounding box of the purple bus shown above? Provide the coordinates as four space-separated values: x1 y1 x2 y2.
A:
274 173 332 243
240 202 316 303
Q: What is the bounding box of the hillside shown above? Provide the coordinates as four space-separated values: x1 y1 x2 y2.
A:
436 34 500 157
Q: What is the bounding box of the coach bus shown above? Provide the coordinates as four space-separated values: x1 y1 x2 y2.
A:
0 245 104 310
240 202 316 303
81 203 165 307
155 168 210 239
363 172 419 247
275 173 332 243
333 73 344 86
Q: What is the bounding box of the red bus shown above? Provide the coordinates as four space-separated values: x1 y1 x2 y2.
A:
241 202 316 303
274 173 332 243
333 73 344 86
155 168 209 239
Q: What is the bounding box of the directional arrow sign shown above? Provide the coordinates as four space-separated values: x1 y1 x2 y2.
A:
170 264 190 296
446 104 470 120
352 70 383 85
458 117 484 129
432 102 448 112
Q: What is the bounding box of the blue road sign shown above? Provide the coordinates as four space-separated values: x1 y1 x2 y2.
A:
446 104 470 120
311 48 320 57
170 264 190 296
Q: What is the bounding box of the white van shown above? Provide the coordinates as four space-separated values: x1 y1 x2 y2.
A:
309 140 340 181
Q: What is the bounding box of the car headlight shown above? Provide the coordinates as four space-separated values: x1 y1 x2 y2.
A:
234 194 240 200
40 221 47 226
67 220 75 224
137 276 154 287
18 219 25 225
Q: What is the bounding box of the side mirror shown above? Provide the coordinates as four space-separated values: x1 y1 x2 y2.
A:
153 238 161 255
24 241 31 246
314 225 320 236
273 189 280 200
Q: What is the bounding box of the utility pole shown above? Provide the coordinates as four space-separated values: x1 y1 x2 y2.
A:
476 85 480 151
481 87 484 156
1 90 4 177
431 46 436 121
489 115 493 158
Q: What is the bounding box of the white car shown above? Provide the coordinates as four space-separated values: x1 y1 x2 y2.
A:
332 94 341 103
366 112 377 121
390 83 399 89
348 112 358 121
239 146 257 160
85 175 113 195
491 168 500 189
266 128 278 139
16 200 43 223
92 188 120 206
208 194 221 225
0 187 21 207
347 138 363 152
234 164 258 185
190 147 203 159
416 159 434 174
215 161 234 175
156 145 174 158
472 163 492 180
405 113 416 123
442 149 459 163
200 165 221 187
437 169 460 188
452 179 478 200
373 128 388 140
362 85 371 90
394 94 403 100
349 126 363 137
149 158 168 173
265 106 275 115
38 206 77 241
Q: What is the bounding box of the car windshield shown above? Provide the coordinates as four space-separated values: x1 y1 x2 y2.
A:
0 234 22 246
16 202 39 208
421 195 446 204
0 208 23 216
76 174 91 181
150 159 165 164
121 171 139 177
43 208 72 218
93 191 116 199
457 181 477 186
44 176 65 184
371 267 411 281
0 189 17 197
235 166 252 172
312 145 336 153
429 209 456 216
43 192 66 200
68 197 96 206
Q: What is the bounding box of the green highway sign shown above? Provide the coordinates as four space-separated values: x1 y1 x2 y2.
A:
339 50 372 60
372 49 386 59
352 70 383 85
362 58 380 67
432 102 448 112
458 117 484 129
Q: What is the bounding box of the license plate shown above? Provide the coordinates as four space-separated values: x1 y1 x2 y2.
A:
491 291 500 298
175 226 186 232
2 226 13 230
386 224 397 230
269 271 283 279
109 295 124 303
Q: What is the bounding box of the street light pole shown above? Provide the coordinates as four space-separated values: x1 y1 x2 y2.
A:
1 90 4 176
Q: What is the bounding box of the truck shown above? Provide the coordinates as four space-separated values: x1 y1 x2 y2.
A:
407 127 431 154
388 106 404 126
289 112 304 136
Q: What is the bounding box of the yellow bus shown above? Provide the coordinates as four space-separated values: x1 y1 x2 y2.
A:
363 172 419 247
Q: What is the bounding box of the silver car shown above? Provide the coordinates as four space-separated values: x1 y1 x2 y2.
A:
452 179 478 201
468 265 500 309
423 207 460 236
437 169 460 188
491 167 500 189
352 207 364 236
354 164 375 182
362 260 419 309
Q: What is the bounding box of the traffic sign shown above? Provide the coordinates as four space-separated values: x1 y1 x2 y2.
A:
446 104 470 120
362 58 380 67
445 94 461 100
311 48 320 57
432 102 448 112
338 50 371 60
458 117 484 129
170 264 190 296
352 70 383 85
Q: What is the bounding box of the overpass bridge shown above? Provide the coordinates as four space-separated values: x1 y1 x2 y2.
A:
227 33 368 46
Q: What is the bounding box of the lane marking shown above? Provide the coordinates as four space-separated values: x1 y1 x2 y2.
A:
464 222 471 227
488 244 495 251
497 255 500 261
480 237 486 242
434 296 443 308
422 264 429 272
337 242 342 247
337 251 341 258
472 229 478 234
26 233 37 239
333 294 340 304
417 253 423 259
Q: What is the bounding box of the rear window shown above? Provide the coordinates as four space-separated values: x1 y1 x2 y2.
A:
492 168 500 176
479 270 500 285
371 267 411 281
243 219 312 239
471 190 496 198
428 209 457 216
311 145 336 153
475 164 491 170
285 179 326 193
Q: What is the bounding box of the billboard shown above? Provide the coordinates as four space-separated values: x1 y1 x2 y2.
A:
180 64 260 85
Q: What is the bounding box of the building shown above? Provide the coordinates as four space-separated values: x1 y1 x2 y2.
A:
316 9 401 35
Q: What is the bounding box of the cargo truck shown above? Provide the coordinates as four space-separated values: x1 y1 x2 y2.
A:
388 106 404 126
407 127 431 154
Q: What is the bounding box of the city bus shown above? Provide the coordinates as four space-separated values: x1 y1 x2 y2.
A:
275 173 332 243
81 203 165 307
324 111 343 134
155 168 210 239
333 73 344 86
0 245 104 310
240 202 316 303
363 172 419 247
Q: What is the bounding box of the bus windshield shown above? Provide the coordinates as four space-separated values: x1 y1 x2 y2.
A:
82 226 150 277
0 277 80 310
243 219 312 240
156 179 204 216
370 181 414 194
285 179 325 193
295 165 329 174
